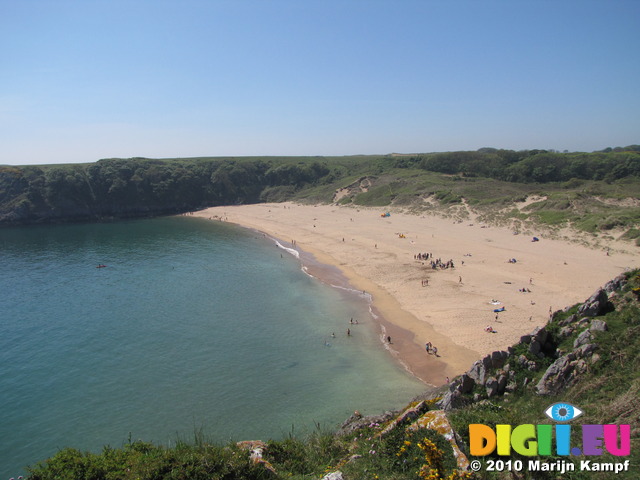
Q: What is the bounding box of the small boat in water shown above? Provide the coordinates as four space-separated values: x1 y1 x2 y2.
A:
96 264 107 268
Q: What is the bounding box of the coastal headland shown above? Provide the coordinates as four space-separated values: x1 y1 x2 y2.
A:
193 202 639 386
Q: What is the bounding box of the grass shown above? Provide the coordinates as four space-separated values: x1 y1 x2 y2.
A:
290 168 640 240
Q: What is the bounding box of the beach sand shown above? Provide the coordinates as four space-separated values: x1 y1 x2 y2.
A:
193 203 639 386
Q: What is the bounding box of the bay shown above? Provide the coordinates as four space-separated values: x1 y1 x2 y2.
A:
0 216 424 478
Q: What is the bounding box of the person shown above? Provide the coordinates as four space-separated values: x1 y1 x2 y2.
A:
387 336 391 343
347 328 351 336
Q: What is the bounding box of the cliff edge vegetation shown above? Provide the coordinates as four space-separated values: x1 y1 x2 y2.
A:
1 147 640 243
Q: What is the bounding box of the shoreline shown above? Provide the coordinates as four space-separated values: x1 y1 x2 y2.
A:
192 202 639 386
267 232 455 386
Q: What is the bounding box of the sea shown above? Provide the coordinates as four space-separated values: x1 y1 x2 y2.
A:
0 216 425 478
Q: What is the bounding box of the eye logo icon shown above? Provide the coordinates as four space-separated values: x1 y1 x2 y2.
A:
545 403 583 422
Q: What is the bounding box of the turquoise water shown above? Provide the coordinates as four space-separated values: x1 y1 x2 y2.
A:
0 216 424 478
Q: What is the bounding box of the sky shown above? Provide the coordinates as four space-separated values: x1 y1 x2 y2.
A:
1 0 639 165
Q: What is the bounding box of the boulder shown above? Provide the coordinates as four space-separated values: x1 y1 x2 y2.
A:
322 472 344 480
467 360 487 385
559 326 574 338
603 274 627 294
497 373 508 394
573 329 593 348
438 390 468 411
577 343 597 358
528 340 541 356
535 352 578 395
455 373 475 394
485 377 499 397
337 411 395 436
558 314 577 327
577 288 610 317
490 350 509 369
532 326 548 345
590 319 608 332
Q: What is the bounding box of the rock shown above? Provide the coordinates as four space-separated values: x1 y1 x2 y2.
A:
497 374 508 394
485 377 499 397
322 472 344 480
603 274 627 294
577 343 597 358
455 374 475 394
558 314 577 327
409 410 470 471
337 411 395 436
438 390 468 411
490 350 509 369
577 288 610 317
591 353 601 364
535 352 579 395
378 402 427 436
529 340 541 356
590 319 608 332
467 360 487 385
573 329 593 348
520 334 532 344
532 326 548 345
482 354 493 370
559 326 574 338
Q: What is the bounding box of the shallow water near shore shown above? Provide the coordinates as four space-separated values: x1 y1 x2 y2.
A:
0 216 425 478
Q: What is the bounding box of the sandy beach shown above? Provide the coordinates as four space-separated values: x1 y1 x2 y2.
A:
193 203 639 386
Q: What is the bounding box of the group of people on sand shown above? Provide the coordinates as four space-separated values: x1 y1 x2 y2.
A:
425 342 438 355
414 252 455 270
485 325 497 333
430 258 455 270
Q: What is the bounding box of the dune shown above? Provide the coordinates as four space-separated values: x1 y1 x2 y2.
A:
192 203 639 386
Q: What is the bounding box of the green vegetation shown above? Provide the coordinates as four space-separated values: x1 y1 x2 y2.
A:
26 419 466 480
1 147 639 239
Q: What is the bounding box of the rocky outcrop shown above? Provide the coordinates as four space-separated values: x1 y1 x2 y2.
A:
438 280 620 409
336 410 397 437
577 287 612 317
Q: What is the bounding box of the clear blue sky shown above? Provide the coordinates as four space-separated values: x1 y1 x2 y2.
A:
1 0 638 165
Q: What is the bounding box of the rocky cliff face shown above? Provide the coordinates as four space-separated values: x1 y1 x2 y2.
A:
437 274 625 411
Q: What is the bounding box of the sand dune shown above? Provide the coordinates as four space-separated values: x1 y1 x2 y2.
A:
193 203 639 386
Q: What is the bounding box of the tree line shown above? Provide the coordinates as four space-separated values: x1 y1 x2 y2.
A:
1 147 638 225
0 157 332 224
394 147 640 183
